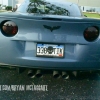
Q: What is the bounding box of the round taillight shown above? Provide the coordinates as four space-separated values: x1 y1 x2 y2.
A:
84 26 99 42
1 21 18 37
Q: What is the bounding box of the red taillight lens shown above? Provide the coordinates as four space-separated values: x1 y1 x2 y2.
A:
1 21 18 37
84 26 99 42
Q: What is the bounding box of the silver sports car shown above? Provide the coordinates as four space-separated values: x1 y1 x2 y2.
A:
0 0 100 78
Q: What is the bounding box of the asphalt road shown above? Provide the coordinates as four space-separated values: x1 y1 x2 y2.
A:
0 68 100 100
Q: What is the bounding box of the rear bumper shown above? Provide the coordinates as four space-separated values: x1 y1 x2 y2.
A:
0 39 100 71
0 57 100 70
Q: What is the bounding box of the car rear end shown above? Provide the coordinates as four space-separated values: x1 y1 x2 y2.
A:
0 0 100 73
0 13 100 71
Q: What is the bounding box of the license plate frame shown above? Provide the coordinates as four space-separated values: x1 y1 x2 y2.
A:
36 43 64 58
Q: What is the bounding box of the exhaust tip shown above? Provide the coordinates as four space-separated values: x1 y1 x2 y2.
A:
35 70 43 78
62 71 69 79
72 71 78 77
27 70 36 78
53 71 61 78
28 70 43 78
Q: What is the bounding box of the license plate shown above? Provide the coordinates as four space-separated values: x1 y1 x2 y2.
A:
36 44 64 57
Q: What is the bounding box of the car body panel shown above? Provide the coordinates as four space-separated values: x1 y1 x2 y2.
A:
0 0 100 70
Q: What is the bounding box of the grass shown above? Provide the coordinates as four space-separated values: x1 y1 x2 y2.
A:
83 12 100 18
0 10 7 12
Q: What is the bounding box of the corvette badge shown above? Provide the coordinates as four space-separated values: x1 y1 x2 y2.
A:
43 25 61 32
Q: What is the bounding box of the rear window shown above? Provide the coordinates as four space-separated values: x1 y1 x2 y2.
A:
17 0 82 17
27 1 69 16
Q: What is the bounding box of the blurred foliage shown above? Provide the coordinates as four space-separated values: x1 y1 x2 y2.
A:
27 0 69 15
6 6 12 11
